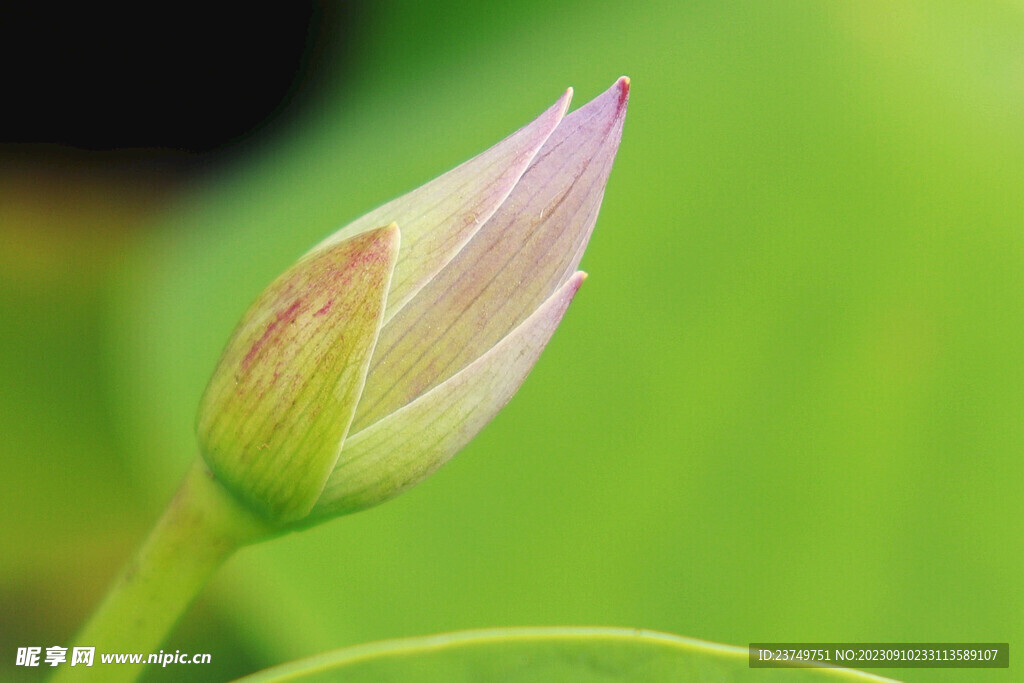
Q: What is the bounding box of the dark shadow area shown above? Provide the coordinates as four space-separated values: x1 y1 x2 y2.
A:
0 3 366 170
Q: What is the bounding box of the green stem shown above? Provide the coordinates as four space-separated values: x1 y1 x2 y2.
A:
53 458 274 683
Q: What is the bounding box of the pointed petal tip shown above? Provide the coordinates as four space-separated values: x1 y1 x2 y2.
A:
559 86 574 113
556 271 587 305
368 221 401 252
539 87 573 127
561 76 629 125
539 87 572 127
613 76 630 110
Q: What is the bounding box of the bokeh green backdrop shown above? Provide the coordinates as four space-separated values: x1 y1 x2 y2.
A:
2 2 1021 681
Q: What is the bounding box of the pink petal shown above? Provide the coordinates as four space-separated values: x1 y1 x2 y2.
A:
314 89 572 323
353 78 629 431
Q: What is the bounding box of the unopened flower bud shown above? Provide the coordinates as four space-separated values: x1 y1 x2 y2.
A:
196 78 629 525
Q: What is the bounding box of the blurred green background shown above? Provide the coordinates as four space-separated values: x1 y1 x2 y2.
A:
2 1 1021 681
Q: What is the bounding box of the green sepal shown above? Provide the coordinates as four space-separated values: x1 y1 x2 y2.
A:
197 224 399 522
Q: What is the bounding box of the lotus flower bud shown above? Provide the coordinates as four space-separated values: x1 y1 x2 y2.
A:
197 77 629 525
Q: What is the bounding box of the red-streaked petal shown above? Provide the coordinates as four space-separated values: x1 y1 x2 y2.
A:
197 225 400 522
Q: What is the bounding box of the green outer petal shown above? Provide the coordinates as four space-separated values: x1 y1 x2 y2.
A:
308 272 586 520
313 89 571 324
197 225 399 522
233 627 898 683
352 78 629 431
